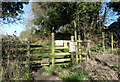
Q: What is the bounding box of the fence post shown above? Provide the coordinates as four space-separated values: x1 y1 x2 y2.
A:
86 40 90 64
70 36 75 64
74 21 77 41
111 33 113 53
78 35 81 63
27 40 30 67
7 40 10 67
102 32 105 51
75 40 78 63
64 42 68 48
1 38 4 76
52 33 55 67
74 21 78 63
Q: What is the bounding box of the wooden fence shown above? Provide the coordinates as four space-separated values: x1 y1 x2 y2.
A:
2 33 91 67
2 32 117 67
28 33 90 67
102 32 119 53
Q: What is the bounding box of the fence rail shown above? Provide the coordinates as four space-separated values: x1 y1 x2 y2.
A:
3 32 116 67
2 33 91 67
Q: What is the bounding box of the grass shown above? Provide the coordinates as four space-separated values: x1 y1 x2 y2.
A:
113 64 120 70
56 64 88 81
38 64 88 81
62 72 88 81
40 66 53 75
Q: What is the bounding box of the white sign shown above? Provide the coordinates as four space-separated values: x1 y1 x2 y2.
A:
69 42 76 52
55 40 63 46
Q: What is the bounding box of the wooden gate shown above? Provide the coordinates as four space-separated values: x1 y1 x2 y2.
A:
2 33 91 68
29 33 91 67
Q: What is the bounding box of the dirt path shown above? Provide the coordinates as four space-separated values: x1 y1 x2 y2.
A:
31 68 62 80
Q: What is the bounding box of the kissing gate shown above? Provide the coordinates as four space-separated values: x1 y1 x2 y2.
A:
28 33 91 67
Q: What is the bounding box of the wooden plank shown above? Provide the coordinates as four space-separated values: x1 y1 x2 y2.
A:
31 53 51 56
76 44 78 63
41 58 49 63
83 40 91 42
27 40 30 66
55 47 68 49
78 35 81 48
70 36 75 64
52 33 55 67
21 61 41 64
30 47 51 50
77 40 83 42
74 21 77 41
78 52 87 55
55 58 71 62
79 49 82 63
31 61 41 63
55 52 70 55
41 64 49 66
55 40 70 43
111 33 113 53
31 53 70 57
102 32 105 50
64 42 68 48
78 46 85 49
78 57 85 60
7 48 27 51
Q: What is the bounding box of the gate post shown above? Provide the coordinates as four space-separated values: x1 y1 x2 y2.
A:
78 35 81 63
70 36 75 64
52 33 55 67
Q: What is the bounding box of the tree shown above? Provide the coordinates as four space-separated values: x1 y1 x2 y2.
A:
32 2 76 32
20 30 31 41
1 2 29 24
30 2 102 41
75 2 101 39
108 1 120 21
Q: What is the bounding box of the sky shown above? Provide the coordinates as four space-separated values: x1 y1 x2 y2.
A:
0 2 31 37
0 1 119 37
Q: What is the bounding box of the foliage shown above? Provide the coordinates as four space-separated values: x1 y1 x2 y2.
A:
32 2 76 32
30 2 102 40
2 2 29 24
113 64 120 70
40 66 53 75
20 30 31 41
62 69 88 81
108 1 120 14
108 1 120 21
2 39 32 80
